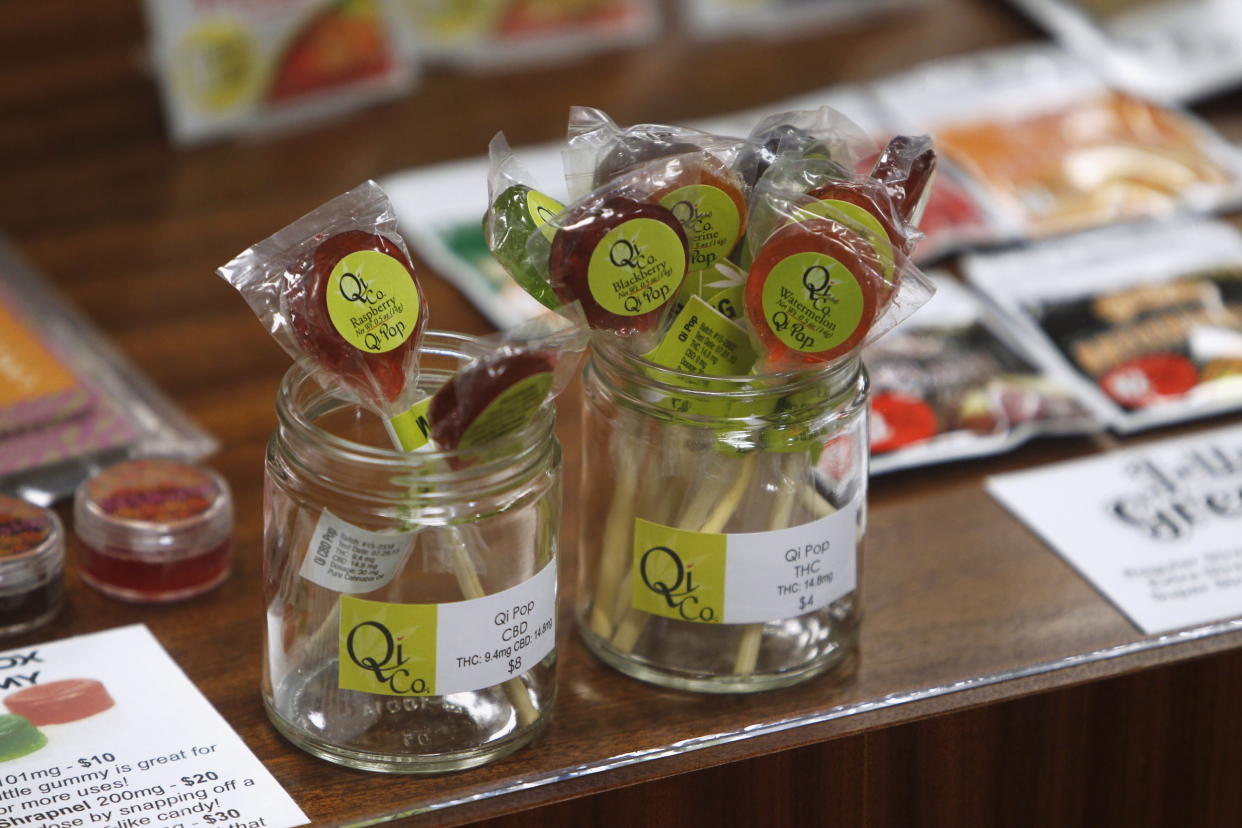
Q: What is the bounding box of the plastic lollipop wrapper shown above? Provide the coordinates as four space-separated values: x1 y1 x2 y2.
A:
567 110 753 318
428 311 587 463
744 144 937 371
734 106 874 191
216 180 429 445
485 133 567 312
564 106 747 198
525 153 710 345
733 107 880 269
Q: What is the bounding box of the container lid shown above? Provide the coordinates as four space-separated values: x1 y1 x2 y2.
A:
0 494 63 573
74 458 232 554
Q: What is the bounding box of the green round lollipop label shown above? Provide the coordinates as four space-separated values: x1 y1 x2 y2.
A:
587 218 686 317
325 251 422 353
459 371 555 449
658 184 741 272
526 189 564 242
761 251 865 353
791 199 895 281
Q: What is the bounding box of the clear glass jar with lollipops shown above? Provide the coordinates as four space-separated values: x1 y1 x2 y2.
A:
496 110 936 692
218 182 576 772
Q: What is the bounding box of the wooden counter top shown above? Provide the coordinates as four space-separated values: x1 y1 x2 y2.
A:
6 1 1242 825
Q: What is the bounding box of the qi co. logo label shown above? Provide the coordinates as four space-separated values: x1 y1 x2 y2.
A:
631 518 727 623
339 596 437 696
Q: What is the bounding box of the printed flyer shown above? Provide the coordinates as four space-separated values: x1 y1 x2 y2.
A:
988 422 1242 634
0 625 306 828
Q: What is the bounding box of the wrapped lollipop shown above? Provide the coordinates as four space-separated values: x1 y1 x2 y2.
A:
524 154 706 343
485 134 567 311
217 181 429 447
745 133 938 371
429 314 586 459
734 107 872 191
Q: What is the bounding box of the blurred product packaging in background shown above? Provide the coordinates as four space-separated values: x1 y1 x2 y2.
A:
144 0 418 144
142 0 938 144
399 0 662 67
1007 0 1242 103
0 240 216 506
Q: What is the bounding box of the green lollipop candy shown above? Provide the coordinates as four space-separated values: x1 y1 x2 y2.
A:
486 184 565 310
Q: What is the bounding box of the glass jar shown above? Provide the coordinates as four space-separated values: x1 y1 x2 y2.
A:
263 332 561 774
578 339 867 693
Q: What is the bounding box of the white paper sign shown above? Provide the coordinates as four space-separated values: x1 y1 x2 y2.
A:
987 423 1242 634
0 625 307 828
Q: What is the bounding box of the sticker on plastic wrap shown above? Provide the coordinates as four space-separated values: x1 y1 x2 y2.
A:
337 559 556 696
325 250 423 354
630 500 859 625
300 510 415 594
587 218 686 317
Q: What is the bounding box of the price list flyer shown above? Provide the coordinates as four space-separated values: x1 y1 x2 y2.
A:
0 625 306 828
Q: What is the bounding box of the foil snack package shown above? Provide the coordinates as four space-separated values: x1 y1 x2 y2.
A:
964 218 1242 433
872 44 1242 241
865 274 1097 475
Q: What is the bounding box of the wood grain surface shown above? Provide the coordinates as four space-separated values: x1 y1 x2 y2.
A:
6 1 1242 825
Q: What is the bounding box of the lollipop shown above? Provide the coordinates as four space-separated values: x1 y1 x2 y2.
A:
486 184 566 311
745 217 881 370
548 195 689 335
735 123 837 190
594 131 703 188
650 155 748 278
868 134 937 225
285 229 426 410
429 349 557 453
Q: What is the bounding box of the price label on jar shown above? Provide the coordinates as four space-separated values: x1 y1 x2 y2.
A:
337 560 556 696
630 500 858 624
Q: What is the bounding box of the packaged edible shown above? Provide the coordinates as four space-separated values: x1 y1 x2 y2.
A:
217 180 429 442
743 120 937 371
678 0 926 40
965 218 1242 433
866 275 1097 474
873 45 1242 240
143 0 416 144
397 0 660 68
0 238 215 505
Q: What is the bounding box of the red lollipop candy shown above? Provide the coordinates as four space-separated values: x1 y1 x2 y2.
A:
869 134 937 224
285 230 427 409
802 179 904 288
429 349 557 452
745 217 880 370
548 196 689 335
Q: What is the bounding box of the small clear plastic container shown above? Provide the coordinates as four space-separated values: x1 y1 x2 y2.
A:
74 458 233 602
0 495 65 637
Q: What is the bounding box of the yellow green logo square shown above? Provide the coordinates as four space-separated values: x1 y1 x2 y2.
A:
339 595 438 696
631 518 727 624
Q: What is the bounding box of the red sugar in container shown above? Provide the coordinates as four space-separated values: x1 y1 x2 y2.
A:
74 458 233 602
